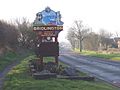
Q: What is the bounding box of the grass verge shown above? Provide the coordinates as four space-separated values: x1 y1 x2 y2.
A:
75 49 120 61
0 50 32 72
3 55 119 90
0 51 19 71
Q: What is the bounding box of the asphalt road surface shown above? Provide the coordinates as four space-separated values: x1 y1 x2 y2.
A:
59 49 120 87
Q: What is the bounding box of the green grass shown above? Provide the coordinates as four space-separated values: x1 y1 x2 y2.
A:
75 49 97 55
0 51 19 71
0 50 32 72
111 57 120 60
3 55 119 90
75 49 120 61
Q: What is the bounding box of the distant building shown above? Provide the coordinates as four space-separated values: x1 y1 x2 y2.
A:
112 37 120 48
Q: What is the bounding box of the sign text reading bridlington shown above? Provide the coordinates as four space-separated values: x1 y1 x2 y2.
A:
33 26 63 31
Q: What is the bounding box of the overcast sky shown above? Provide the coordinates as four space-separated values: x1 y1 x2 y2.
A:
0 0 120 42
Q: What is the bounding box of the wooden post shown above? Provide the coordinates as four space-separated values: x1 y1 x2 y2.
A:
36 56 43 71
55 56 58 65
55 36 58 42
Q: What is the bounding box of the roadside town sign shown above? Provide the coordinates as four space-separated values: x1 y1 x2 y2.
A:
33 7 64 37
33 7 64 64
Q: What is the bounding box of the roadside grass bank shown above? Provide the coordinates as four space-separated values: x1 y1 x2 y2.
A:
75 49 120 61
0 50 33 72
3 55 119 90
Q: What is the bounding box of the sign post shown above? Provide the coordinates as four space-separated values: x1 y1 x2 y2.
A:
33 7 63 65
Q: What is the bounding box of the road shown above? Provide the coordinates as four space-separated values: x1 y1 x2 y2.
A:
59 50 120 87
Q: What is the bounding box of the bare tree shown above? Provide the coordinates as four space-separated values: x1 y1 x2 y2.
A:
67 28 76 50
69 20 90 52
98 29 112 50
83 32 99 51
16 18 36 49
0 20 19 55
0 21 6 47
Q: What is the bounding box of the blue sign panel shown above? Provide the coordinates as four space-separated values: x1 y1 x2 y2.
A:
33 7 64 26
